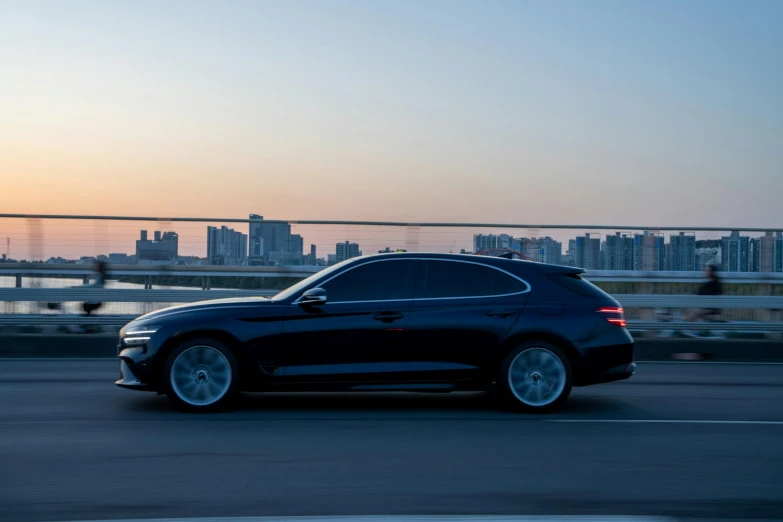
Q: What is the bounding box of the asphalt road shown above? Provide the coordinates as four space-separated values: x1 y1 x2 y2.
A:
1 360 782 522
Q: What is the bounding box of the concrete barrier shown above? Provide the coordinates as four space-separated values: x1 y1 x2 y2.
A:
0 334 780 362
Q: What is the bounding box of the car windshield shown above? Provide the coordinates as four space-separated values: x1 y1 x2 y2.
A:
271 258 354 301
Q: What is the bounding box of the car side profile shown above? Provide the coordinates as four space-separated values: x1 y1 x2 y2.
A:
116 253 635 412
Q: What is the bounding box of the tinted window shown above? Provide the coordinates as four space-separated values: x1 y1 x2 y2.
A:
320 260 417 302
548 273 610 298
419 260 527 299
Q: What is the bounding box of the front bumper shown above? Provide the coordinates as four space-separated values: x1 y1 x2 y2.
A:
115 346 156 391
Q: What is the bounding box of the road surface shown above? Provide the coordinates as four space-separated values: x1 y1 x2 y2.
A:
1 359 782 521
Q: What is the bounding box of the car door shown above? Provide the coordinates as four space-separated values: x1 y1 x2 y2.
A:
406 259 530 382
271 258 420 383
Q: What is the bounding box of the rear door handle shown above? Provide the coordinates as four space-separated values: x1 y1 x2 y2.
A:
486 309 516 318
373 312 404 323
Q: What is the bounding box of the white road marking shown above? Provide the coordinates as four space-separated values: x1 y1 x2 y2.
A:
549 419 783 425
635 360 783 365
53 515 673 522
0 357 113 361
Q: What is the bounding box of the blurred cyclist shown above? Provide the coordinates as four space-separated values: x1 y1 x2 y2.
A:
683 264 722 337
82 260 109 316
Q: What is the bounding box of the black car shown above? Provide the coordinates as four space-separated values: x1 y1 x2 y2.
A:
117 253 635 412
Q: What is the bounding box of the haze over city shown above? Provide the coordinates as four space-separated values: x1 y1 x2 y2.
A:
2 0 782 230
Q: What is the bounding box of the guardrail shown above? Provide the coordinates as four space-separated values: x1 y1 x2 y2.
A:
1 288 782 336
0 288 275 302
614 295 783 309
3 263 783 283
0 263 321 279
2 288 781 308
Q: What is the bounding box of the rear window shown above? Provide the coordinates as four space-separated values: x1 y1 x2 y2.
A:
548 273 609 298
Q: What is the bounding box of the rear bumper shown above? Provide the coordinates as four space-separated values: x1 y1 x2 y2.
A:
578 361 636 386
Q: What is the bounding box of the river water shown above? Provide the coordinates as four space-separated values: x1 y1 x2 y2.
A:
0 276 236 316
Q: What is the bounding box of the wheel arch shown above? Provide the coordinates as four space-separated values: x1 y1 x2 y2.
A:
492 330 584 381
156 328 249 390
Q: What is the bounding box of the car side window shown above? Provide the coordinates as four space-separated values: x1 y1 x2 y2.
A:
320 260 417 303
419 260 527 299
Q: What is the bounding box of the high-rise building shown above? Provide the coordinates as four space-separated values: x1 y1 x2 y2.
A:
289 234 304 255
207 226 248 265
695 239 721 270
750 238 761 272
604 232 634 270
668 232 696 271
759 232 777 273
249 214 263 257
573 234 601 270
473 234 515 253
473 234 498 252
519 237 562 264
136 230 178 264
303 244 318 265
271 223 291 254
633 232 665 271
721 231 750 272
335 241 361 263
497 234 514 250
248 213 293 264
776 232 783 273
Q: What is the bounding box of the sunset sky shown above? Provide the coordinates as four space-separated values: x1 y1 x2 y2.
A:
1 0 782 258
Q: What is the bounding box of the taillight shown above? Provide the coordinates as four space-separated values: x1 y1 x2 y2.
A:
596 306 627 327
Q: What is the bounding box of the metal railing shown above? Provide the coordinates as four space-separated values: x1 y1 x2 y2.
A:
1 285 782 336
0 288 275 303
2 213 780 232
0 263 320 279
3 263 783 283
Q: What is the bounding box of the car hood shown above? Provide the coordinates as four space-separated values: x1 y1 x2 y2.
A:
132 296 273 324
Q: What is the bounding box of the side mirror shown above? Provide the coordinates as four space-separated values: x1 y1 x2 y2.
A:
299 288 327 306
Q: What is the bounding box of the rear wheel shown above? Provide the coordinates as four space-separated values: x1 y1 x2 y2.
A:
498 341 572 412
163 338 239 412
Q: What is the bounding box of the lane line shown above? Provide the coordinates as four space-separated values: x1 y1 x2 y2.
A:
52 516 675 522
0 357 114 362
635 360 783 365
2 357 783 366
549 419 783 425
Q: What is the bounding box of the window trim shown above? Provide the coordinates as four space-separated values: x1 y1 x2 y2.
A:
292 257 531 305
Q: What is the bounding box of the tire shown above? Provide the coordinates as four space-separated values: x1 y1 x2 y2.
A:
498 341 572 412
162 338 239 412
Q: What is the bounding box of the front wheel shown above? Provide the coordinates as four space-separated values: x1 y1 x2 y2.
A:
498 342 572 412
163 339 239 412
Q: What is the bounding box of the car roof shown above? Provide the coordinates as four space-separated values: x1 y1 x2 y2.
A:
354 252 584 274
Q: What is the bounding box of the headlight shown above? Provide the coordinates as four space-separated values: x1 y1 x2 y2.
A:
123 325 161 345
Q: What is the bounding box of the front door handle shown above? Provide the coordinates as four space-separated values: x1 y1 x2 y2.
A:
486 309 516 318
373 312 404 323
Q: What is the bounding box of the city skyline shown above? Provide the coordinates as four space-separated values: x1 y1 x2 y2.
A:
2 1 782 228
5 223 783 273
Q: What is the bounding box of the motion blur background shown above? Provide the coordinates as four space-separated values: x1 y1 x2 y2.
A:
1 1 782 521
